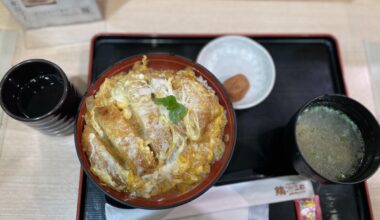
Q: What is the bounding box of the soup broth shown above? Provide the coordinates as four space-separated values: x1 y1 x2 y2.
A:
296 106 365 181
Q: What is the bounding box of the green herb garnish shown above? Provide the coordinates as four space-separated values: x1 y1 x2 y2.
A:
154 95 187 123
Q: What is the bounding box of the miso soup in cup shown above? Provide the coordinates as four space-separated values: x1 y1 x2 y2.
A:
288 95 380 184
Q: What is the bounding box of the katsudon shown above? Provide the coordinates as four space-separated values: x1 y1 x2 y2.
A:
82 56 227 198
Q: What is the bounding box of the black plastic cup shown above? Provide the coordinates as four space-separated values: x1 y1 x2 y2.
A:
286 94 380 184
0 59 82 135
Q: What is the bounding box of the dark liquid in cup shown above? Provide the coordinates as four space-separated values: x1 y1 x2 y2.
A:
16 74 64 118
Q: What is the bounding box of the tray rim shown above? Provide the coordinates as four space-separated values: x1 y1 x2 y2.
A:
76 33 373 220
86 33 349 91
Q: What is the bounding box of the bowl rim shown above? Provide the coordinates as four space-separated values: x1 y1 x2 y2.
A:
196 35 276 110
292 94 380 184
74 53 237 209
0 59 69 122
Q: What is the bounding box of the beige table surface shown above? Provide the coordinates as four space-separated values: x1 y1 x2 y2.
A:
1 0 380 219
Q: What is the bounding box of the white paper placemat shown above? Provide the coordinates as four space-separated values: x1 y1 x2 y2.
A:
105 175 314 220
0 31 17 157
366 42 380 120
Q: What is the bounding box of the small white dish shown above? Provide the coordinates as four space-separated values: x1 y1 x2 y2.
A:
197 35 276 109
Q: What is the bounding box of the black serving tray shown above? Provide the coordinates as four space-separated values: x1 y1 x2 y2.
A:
77 34 373 220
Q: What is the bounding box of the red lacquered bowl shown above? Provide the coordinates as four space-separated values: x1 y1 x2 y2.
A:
75 54 237 209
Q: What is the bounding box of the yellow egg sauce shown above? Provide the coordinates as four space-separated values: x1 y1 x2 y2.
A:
82 57 227 198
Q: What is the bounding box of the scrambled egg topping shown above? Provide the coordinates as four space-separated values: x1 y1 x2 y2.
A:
82 57 227 198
